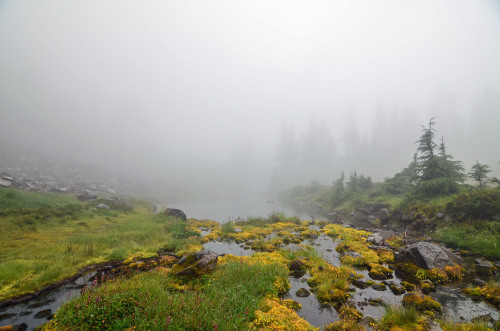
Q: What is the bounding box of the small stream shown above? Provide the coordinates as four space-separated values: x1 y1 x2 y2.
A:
0 271 97 330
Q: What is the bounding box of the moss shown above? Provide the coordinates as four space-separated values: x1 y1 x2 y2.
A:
401 281 416 292
324 320 366 331
463 283 500 308
338 305 363 322
419 281 434 294
402 292 442 313
282 299 302 311
368 263 393 280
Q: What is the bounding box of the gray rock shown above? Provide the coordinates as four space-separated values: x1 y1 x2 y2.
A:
0 179 12 187
367 233 384 245
371 283 387 291
366 230 394 245
296 288 311 297
175 250 218 278
474 259 495 276
395 242 458 270
96 203 110 210
164 208 187 221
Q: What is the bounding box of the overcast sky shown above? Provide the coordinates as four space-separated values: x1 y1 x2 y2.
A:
1 1 499 191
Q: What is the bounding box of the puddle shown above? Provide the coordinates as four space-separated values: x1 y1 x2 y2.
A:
431 287 500 322
203 240 254 256
286 275 339 328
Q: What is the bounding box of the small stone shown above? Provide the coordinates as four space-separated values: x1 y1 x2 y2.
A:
296 288 311 297
371 283 387 291
34 309 53 320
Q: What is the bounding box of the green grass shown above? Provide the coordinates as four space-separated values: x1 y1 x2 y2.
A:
0 188 203 301
0 187 77 210
50 259 288 330
377 305 425 331
434 221 500 258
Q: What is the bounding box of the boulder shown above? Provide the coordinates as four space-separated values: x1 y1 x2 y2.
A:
395 242 458 270
296 288 311 297
173 250 218 278
34 309 52 320
289 259 307 278
96 203 110 210
0 179 12 187
371 282 387 291
366 230 394 245
164 208 187 221
474 259 495 276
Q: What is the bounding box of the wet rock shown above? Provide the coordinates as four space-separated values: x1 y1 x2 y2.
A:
96 203 110 210
389 283 406 295
173 250 218 278
367 233 383 245
296 288 311 297
164 208 187 221
368 265 393 280
474 259 495 276
371 283 387 291
402 292 441 312
401 281 416 292
395 242 458 270
367 298 386 306
289 259 307 278
366 230 394 245
420 280 435 294
34 309 53 319
471 277 487 287
353 279 368 289
0 314 16 322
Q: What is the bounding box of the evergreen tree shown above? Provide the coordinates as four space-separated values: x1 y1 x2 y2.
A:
468 161 491 188
411 118 464 198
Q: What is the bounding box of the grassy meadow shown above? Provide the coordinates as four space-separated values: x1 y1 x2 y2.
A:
0 187 202 301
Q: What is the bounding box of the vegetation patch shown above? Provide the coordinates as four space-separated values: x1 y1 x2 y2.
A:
47 251 313 330
462 282 500 308
434 221 500 259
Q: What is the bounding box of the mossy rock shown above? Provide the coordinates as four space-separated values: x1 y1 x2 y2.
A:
401 281 416 292
389 284 406 295
402 292 442 313
368 264 393 280
172 250 218 279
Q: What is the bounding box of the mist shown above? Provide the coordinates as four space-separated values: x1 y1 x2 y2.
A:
1 1 500 199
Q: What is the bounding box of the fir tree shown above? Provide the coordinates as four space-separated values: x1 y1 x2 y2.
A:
468 161 491 188
411 118 464 198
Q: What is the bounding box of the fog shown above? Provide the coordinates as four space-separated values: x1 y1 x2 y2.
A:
1 1 500 199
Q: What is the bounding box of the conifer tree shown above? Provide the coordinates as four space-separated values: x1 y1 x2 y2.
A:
468 161 491 188
411 118 464 198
